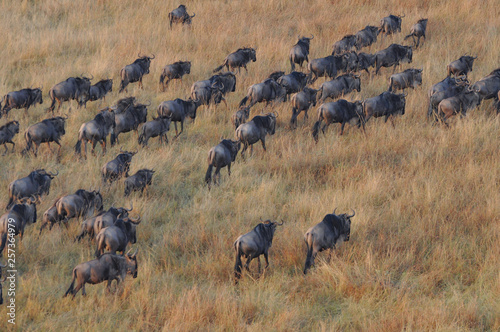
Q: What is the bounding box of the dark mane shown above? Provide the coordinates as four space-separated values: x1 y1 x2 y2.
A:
252 115 271 129
0 121 18 131
322 214 343 233
253 222 274 243
219 139 234 150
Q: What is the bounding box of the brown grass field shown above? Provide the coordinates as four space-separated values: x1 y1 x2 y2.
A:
0 0 499 330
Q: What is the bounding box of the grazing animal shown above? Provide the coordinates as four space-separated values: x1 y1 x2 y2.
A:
238 78 286 110
355 52 376 74
471 68 500 101
157 98 201 138
332 35 356 55
363 91 407 125
38 203 60 235
75 108 116 158
0 198 37 255
374 44 413 75
290 87 318 128
159 61 191 91
95 218 141 257
312 100 365 141
289 35 314 71
231 107 250 131
354 26 380 50
101 149 137 184
191 72 236 108
138 116 171 146
303 210 354 274
124 169 155 196
64 250 138 298
47 75 92 113
447 55 477 78
388 68 423 92
235 113 277 159
119 54 155 93
7 169 58 209
1 88 43 118
75 206 132 242
307 55 338 84
213 47 256 73
80 79 113 108
0 121 20 155
56 189 103 225
168 5 195 28
234 220 283 283
110 100 149 145
428 76 469 118
379 14 404 36
277 72 309 100
404 19 428 48
316 73 361 103
437 89 481 125
205 139 240 187
23 116 67 157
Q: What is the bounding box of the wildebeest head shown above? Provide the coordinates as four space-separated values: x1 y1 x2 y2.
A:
33 88 43 105
333 208 355 241
247 48 257 62
125 248 139 278
17 196 38 224
220 139 241 161
343 51 359 72
297 35 313 49
2 121 20 135
181 61 192 74
117 148 137 165
259 219 284 246
263 112 278 135
49 116 67 136
135 53 156 74
268 71 285 81
303 87 319 106
91 190 104 213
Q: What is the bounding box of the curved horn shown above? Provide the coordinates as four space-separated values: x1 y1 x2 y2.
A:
29 196 37 204
400 13 405 18
220 135 224 140
297 35 300 40
145 100 151 106
347 209 355 218
88 73 94 80
277 220 284 226
120 146 124 153
273 111 279 118
138 52 143 58
150 53 156 59
49 170 59 177
63 114 69 119
309 34 314 39
190 13 195 18
131 248 138 257
126 202 133 212
128 216 141 224
133 149 138 155
333 208 338 215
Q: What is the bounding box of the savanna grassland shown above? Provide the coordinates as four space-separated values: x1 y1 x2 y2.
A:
0 0 499 330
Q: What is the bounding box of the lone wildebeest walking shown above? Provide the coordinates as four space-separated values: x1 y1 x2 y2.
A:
0 121 20 155
159 61 191 91
303 210 354 274
404 19 428 48
213 48 256 73
290 87 318 128
168 5 195 28
374 44 413 75
119 54 155 93
138 116 171 147
205 139 240 187
379 14 404 36
235 113 277 159
388 68 423 92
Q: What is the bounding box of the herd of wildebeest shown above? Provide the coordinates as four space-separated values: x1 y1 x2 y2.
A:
0 6 499 300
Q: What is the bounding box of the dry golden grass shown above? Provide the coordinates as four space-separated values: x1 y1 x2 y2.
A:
0 0 499 330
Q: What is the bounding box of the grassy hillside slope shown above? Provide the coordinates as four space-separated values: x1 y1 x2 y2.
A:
0 0 498 330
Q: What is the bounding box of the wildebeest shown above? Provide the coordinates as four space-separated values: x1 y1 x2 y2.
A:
447 55 477 78
374 44 413 75
231 107 250 131
290 87 318 128
75 108 116 158
289 35 313 71
335 51 359 74
427 76 469 118
307 55 337 84
56 189 103 225
238 78 287 110
64 250 138 298
312 100 365 141
363 91 406 125
95 218 141 257
110 100 149 145
316 74 361 103
379 14 404 36
168 5 195 28
235 113 277 159
332 35 356 55
119 53 155 93
0 121 20 155
138 116 171 147
38 203 60 235
81 79 113 107
388 68 423 92
471 68 500 101
159 61 191 91
47 75 92 113
437 88 481 125
23 116 67 157
404 19 428 48
1 88 43 118
75 205 132 242
277 71 308 100
191 72 237 108
234 219 283 282
213 47 256 73
124 169 155 196
205 139 240 187
355 52 376 74
0 198 37 255
101 149 137 184
354 26 380 50
303 209 354 274
7 169 58 210
157 98 201 138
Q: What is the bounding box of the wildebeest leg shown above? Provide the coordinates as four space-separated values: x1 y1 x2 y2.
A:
214 165 221 185
250 145 254 156
257 256 261 274
34 143 40 157
139 77 143 89
72 283 83 298
244 255 253 272
260 138 266 152
2 144 8 156
321 123 328 134
264 252 269 269
243 64 248 73
91 141 98 155
340 122 346 135
173 122 179 137
240 144 248 160
227 163 231 177
81 284 86 296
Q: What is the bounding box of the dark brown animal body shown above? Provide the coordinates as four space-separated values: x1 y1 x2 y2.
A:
159 61 191 91
1 88 43 118
168 5 195 27
119 54 155 93
95 218 141 257
213 48 256 73
0 121 20 155
312 100 364 141
75 108 116 157
157 98 201 138
404 19 428 48
23 116 67 157
235 113 277 159
7 169 57 209
290 87 318 128
205 139 240 187
289 35 313 71
0 199 37 255
447 56 476 78
124 169 155 196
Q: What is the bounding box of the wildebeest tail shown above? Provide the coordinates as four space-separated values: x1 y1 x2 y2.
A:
234 241 243 282
95 233 105 257
213 59 228 73
238 96 249 108
6 196 14 210
388 77 393 92
290 56 295 72
303 236 313 274
404 33 413 40
74 128 85 154
138 126 146 146
47 89 56 112
64 269 77 297
312 118 322 143
22 131 33 155
205 150 215 185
